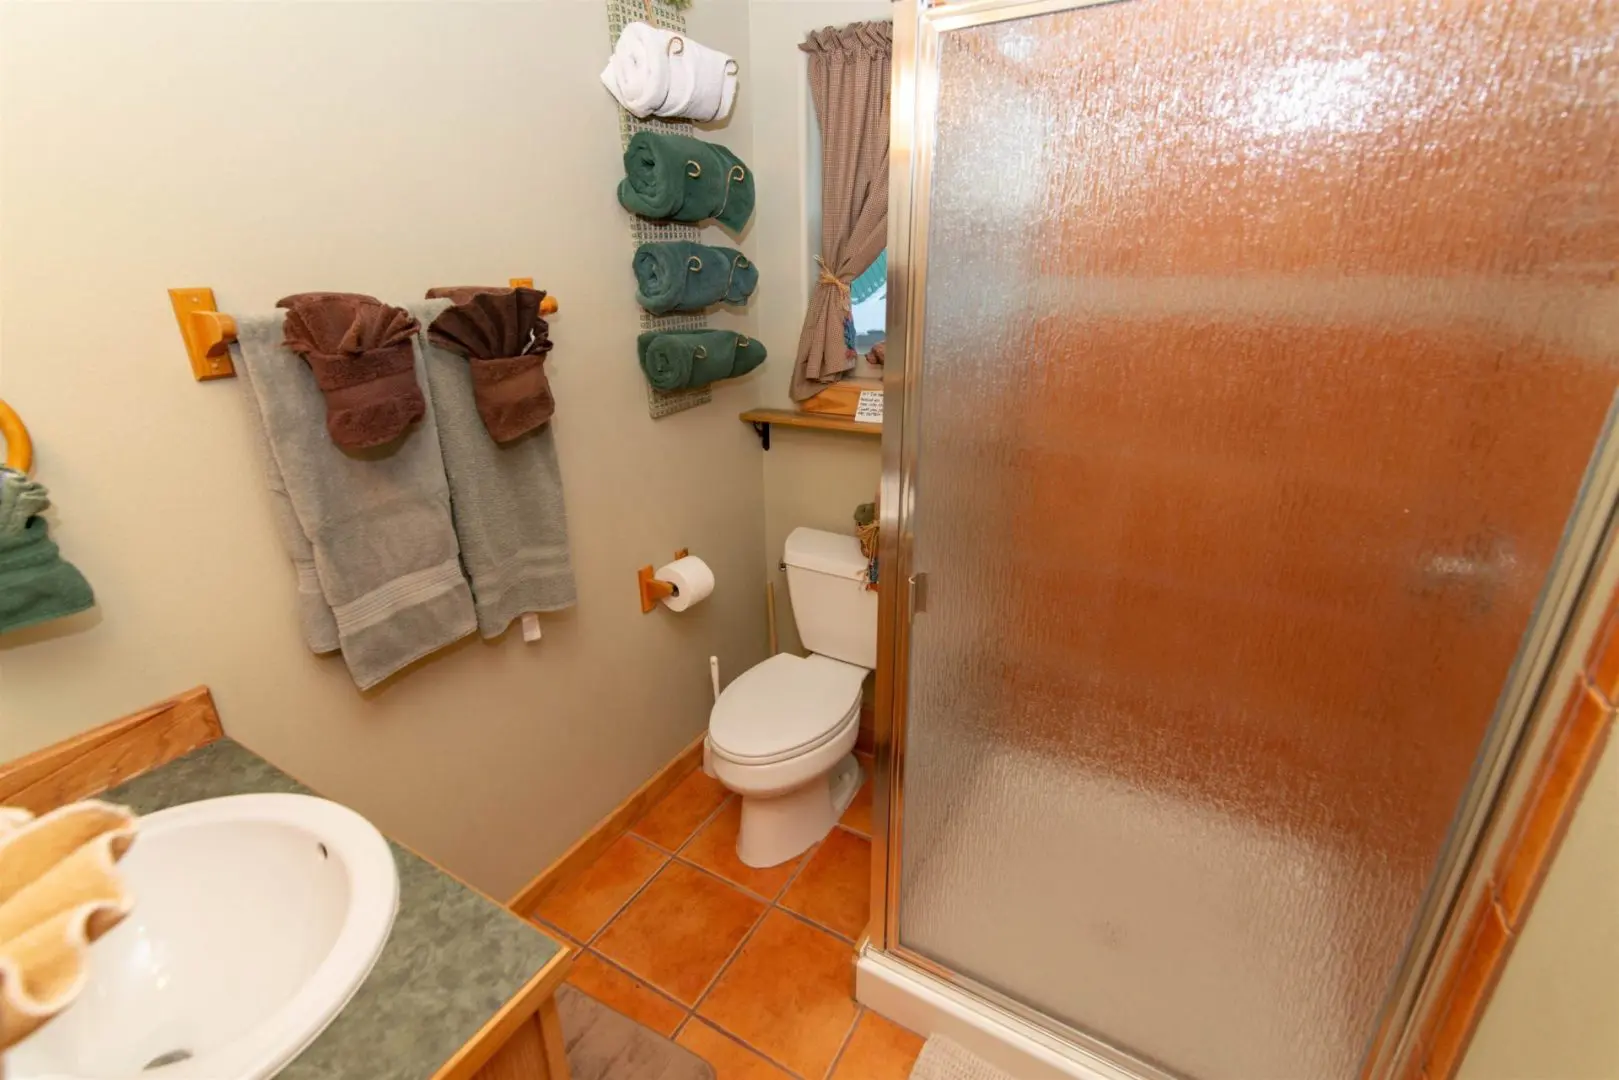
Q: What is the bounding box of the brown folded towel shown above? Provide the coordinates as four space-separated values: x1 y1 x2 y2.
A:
424 285 508 306
277 292 425 450
425 287 556 442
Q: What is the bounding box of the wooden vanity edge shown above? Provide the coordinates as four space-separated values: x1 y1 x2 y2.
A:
0 685 223 814
507 731 707 914
430 948 573 1080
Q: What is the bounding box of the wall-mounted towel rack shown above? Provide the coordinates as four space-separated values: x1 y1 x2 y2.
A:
0 398 32 473
168 281 561 382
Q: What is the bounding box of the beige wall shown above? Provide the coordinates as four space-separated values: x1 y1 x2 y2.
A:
0 0 767 899
1460 737 1619 1080
746 0 886 653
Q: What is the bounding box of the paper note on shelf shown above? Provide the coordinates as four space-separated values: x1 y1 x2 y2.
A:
855 391 884 424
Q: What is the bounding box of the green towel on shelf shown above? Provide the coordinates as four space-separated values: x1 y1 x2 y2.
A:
618 132 755 232
0 517 94 635
634 242 758 315
638 330 767 391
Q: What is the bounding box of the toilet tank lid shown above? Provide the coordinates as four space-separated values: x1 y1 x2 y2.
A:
784 527 867 581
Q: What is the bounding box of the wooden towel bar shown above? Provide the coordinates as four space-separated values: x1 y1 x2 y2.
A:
169 282 560 382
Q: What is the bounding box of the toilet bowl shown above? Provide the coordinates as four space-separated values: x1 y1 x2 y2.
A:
706 527 878 868
706 653 867 867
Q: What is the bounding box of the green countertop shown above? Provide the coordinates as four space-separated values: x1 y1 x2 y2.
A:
103 738 563 1080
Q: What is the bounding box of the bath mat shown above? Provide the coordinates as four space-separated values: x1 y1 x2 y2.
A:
556 985 714 1080
909 1035 1018 1080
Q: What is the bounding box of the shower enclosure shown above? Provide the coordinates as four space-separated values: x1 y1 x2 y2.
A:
868 0 1619 1077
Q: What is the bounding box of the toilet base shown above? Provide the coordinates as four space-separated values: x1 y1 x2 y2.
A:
736 754 863 869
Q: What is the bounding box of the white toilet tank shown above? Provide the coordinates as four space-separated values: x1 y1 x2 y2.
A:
783 527 878 669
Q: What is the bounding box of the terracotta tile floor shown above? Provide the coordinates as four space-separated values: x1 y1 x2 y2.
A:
527 753 924 1079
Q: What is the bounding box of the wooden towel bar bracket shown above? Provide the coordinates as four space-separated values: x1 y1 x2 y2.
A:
170 281 560 382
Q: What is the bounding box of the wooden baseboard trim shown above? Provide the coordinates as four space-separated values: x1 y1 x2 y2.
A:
507 733 708 914
0 686 223 814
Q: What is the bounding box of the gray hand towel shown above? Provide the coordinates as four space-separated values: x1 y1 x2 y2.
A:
233 312 477 689
411 300 577 637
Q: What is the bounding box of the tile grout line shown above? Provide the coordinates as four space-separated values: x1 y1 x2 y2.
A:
576 944 694 1026
583 791 729 951
568 774 876 1077
675 792 737 855
687 898 773 1016
581 849 674 950
687 909 811 1078
679 835 833 1071
774 901 859 946
597 794 773 1038
822 1005 866 1080
673 849 790 906
686 1015 815 1080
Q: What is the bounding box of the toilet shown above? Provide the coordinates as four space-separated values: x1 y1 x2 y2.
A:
706 527 876 868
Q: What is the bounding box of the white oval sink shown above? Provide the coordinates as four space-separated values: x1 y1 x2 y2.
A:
9 794 398 1080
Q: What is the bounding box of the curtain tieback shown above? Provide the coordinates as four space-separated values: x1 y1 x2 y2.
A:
815 256 852 297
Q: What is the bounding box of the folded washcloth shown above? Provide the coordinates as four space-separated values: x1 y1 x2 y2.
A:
601 21 738 122
277 292 425 451
633 242 758 315
0 800 136 1053
414 300 577 639
234 312 476 690
618 132 755 233
0 470 94 637
425 287 556 443
0 468 48 534
637 329 767 391
0 518 95 637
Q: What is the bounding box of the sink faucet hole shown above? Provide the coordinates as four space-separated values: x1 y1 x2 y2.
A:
144 1049 193 1070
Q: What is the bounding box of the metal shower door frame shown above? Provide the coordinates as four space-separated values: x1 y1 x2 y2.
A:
868 0 1619 1075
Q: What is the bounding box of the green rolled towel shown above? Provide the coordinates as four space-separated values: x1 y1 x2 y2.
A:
0 517 94 635
637 330 768 391
634 242 758 315
618 132 755 232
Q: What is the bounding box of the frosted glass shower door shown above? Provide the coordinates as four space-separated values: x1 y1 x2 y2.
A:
889 1 1619 1077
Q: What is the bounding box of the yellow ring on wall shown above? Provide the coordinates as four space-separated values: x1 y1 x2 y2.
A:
0 398 32 474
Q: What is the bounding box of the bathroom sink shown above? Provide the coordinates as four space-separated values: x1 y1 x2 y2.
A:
8 794 398 1080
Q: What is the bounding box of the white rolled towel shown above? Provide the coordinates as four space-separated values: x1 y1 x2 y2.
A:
601 21 738 122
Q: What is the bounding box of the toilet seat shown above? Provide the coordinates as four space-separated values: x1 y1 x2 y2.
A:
709 653 865 765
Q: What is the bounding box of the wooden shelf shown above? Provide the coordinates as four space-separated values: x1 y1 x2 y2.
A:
739 408 881 449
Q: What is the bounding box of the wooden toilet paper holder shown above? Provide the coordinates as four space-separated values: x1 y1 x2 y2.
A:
638 548 689 614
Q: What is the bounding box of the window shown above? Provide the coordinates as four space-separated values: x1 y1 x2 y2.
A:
849 249 886 353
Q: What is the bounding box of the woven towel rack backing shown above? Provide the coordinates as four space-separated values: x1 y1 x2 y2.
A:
608 0 717 420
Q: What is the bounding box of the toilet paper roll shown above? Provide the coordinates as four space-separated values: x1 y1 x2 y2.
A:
655 555 715 612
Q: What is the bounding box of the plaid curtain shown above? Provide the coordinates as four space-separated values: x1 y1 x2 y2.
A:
791 20 892 402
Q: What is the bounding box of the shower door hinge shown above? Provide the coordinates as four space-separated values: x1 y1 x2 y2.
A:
909 572 928 618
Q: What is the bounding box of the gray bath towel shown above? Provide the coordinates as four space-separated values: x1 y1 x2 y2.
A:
412 300 576 637
233 312 477 689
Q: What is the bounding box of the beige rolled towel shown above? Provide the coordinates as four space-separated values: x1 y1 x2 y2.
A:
0 801 137 1054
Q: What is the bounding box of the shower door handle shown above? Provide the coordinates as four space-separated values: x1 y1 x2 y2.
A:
909 572 928 618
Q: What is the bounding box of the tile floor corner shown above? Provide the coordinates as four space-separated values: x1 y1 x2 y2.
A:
527 752 920 1079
